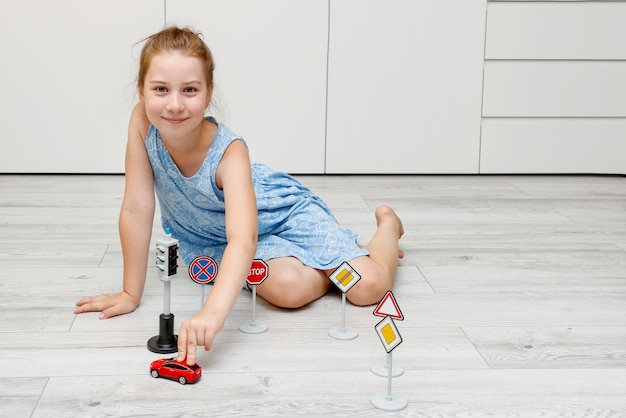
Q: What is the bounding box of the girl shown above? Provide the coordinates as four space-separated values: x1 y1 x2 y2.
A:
75 26 404 366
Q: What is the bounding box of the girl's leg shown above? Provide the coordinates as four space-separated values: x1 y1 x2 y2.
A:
336 205 404 306
256 205 403 308
256 257 331 309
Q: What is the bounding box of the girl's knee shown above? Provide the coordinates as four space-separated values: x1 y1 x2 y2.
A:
258 264 328 309
346 276 389 306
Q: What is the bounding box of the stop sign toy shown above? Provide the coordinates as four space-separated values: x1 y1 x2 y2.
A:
247 259 269 285
239 259 269 334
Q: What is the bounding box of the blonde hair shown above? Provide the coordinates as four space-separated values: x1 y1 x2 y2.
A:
137 26 215 93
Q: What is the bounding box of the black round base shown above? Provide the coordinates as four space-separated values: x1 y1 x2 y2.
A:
147 313 178 354
147 334 178 354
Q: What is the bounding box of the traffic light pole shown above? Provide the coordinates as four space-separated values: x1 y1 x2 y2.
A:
147 228 179 354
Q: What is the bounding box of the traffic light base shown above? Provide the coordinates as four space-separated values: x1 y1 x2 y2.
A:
147 313 178 354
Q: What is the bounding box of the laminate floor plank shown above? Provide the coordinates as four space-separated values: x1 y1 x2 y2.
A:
27 370 626 418
463 326 626 369
2 174 625 417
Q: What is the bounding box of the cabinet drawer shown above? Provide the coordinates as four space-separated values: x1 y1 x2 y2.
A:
480 119 626 174
485 2 626 59
486 2 626 59
483 62 626 117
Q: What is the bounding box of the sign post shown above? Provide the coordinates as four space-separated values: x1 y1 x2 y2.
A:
188 256 218 310
327 261 361 340
371 290 405 377
239 259 269 334
370 291 407 412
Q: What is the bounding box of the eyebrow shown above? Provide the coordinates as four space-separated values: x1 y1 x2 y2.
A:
147 79 202 84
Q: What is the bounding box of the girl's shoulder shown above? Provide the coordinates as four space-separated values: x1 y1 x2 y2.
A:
209 118 248 151
129 103 151 142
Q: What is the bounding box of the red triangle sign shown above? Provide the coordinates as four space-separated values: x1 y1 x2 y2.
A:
373 290 404 320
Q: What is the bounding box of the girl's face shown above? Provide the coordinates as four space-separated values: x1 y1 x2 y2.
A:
141 51 212 141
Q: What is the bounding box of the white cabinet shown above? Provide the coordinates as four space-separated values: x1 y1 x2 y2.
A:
166 0 329 174
325 0 486 173
3 1 624 174
0 0 163 173
481 1 626 174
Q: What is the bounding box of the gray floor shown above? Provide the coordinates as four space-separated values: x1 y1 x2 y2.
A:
1 174 626 417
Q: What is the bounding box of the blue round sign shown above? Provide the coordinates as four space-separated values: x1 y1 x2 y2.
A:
188 256 218 284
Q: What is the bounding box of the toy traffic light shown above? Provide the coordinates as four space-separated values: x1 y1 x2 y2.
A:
156 229 178 279
148 228 179 354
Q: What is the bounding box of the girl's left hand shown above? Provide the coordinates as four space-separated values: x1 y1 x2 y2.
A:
176 312 224 366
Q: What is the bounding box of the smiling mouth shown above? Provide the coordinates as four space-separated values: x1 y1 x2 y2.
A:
164 117 188 124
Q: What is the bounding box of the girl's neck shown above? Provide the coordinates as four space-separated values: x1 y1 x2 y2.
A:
162 119 217 177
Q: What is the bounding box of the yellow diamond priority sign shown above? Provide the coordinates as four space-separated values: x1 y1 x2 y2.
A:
375 316 403 353
329 261 361 293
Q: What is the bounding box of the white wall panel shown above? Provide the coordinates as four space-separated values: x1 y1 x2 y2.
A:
483 62 626 117
5 1 623 174
486 2 626 59
0 0 163 173
326 0 486 174
481 119 626 174
166 0 328 174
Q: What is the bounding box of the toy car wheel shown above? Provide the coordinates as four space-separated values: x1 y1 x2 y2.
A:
151 370 159 378
178 376 187 385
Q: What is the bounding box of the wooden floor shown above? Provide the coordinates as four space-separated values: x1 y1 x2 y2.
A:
1 174 626 417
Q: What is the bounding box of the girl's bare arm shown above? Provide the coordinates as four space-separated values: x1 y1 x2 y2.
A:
75 104 154 318
177 139 258 365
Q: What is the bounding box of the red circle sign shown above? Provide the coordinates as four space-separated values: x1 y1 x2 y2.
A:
188 256 218 284
247 259 269 285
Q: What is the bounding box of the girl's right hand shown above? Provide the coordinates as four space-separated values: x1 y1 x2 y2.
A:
74 291 139 319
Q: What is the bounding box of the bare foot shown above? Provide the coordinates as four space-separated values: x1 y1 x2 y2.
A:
374 205 404 259
375 205 404 238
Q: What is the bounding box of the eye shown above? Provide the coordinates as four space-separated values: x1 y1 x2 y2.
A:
155 86 168 93
183 87 197 94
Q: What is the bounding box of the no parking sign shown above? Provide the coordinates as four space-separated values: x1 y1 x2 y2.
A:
188 256 218 284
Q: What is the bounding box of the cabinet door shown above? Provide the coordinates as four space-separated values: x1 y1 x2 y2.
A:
167 0 328 174
0 0 164 173
325 0 486 173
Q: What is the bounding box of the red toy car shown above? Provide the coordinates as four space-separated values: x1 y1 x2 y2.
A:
150 357 202 385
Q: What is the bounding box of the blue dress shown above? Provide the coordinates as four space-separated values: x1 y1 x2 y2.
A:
145 118 369 270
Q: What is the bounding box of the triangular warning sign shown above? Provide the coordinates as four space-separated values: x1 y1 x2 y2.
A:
373 290 404 320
